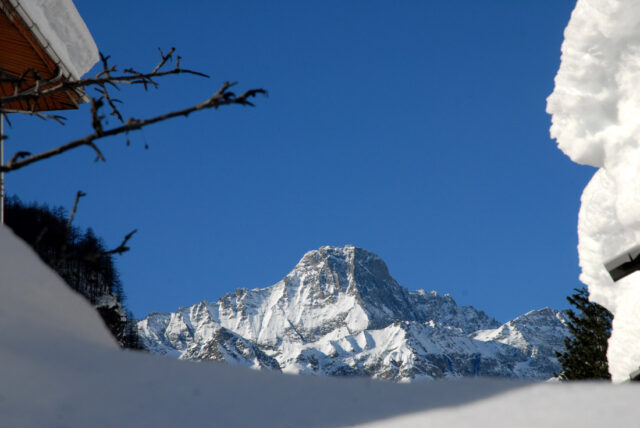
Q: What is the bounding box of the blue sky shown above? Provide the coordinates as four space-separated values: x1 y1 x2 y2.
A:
6 0 590 322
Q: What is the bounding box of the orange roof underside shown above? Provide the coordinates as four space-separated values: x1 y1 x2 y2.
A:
0 0 83 112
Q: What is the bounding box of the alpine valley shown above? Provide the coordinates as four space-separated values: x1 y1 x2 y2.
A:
138 246 569 381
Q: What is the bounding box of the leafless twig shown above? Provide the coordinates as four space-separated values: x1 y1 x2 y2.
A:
57 189 86 265
55 190 138 263
104 229 137 255
0 82 266 173
7 151 30 168
1 48 265 173
0 48 208 107
67 190 86 231
0 108 66 124
152 47 176 74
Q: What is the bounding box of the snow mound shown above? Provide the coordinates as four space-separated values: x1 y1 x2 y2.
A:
0 225 116 349
547 0 640 381
1 225 640 426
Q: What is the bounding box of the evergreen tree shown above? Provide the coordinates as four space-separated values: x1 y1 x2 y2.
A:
556 287 613 380
4 196 143 350
122 311 145 350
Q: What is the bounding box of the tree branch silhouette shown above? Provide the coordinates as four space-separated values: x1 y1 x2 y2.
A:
0 48 266 173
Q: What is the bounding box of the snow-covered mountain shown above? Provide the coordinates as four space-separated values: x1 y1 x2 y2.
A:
138 245 568 381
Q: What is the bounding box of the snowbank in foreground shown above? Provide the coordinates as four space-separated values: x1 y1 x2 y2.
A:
1 225 639 427
547 0 640 381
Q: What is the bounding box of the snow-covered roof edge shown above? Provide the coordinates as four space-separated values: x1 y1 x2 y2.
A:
10 0 99 80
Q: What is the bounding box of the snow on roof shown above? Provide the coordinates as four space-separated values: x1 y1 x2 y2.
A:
10 0 98 79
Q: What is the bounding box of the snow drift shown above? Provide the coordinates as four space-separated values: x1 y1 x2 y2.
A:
1 225 639 427
547 0 640 381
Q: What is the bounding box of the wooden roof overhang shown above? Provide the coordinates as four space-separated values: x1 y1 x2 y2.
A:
0 0 88 112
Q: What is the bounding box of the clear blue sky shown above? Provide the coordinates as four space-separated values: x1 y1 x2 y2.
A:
7 0 590 322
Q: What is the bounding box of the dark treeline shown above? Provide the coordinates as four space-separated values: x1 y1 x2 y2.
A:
4 196 142 349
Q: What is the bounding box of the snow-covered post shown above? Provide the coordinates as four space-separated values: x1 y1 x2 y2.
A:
547 0 640 382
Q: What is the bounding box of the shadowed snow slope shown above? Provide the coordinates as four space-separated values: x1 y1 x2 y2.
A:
1 226 639 427
140 245 568 381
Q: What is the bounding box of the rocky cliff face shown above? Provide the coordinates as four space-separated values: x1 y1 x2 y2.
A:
138 246 567 381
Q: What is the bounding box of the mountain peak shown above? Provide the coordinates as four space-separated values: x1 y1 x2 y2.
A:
295 245 388 277
139 246 567 381
289 245 415 329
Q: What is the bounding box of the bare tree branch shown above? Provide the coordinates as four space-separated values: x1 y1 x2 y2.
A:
0 51 208 107
87 142 106 162
90 98 105 134
56 189 86 264
104 229 137 255
67 190 86 231
61 190 137 259
152 47 176 74
98 52 114 79
1 69 62 105
7 151 30 168
0 108 66 124
1 82 267 173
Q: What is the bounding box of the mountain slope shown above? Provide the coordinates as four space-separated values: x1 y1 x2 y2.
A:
139 245 567 381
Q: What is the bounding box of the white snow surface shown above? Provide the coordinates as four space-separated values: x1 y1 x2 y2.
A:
14 0 99 79
1 225 639 427
547 0 640 381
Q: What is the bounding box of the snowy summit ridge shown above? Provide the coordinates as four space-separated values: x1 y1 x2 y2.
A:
139 245 567 381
